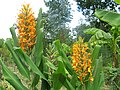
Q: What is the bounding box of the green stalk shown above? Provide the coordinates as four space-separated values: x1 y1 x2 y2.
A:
112 36 119 68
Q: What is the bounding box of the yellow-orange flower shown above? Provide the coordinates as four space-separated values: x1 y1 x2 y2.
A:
71 37 93 83
17 4 36 54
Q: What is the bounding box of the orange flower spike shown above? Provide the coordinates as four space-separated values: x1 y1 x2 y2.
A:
17 4 36 54
71 37 93 83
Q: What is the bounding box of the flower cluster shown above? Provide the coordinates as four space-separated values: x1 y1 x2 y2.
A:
71 37 93 83
17 4 36 54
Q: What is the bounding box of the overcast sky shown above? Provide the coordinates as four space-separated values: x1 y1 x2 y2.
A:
0 0 84 39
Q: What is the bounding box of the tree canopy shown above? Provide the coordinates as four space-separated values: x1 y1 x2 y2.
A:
43 0 72 44
75 0 118 31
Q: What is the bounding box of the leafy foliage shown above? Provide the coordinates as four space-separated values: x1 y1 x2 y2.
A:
95 9 120 27
43 0 72 44
76 0 117 15
72 24 91 41
104 67 120 89
84 8 120 89
1 1 120 90
76 0 118 31
0 57 28 90
84 28 112 45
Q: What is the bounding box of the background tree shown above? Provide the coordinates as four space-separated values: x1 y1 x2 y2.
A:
75 0 118 31
73 23 91 41
43 0 73 45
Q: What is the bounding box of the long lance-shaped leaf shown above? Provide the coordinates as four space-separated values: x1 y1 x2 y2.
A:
53 57 75 90
5 39 30 79
34 9 45 67
70 74 78 88
34 16 45 65
0 58 28 90
31 56 52 89
31 74 40 89
95 9 120 27
14 47 47 81
10 27 19 46
36 8 43 31
32 8 45 88
32 9 44 87
91 45 101 65
61 79 75 90
57 57 75 90
41 58 50 90
92 56 104 90
44 56 57 70
54 40 74 75
34 28 43 67
86 47 103 90
53 58 66 90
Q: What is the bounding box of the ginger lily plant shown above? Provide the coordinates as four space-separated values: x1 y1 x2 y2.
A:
0 4 104 90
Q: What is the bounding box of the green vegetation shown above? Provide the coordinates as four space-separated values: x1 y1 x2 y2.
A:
0 0 120 90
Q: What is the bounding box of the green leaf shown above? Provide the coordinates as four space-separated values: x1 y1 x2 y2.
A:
33 9 45 67
34 28 43 67
84 28 101 35
31 74 40 88
14 47 47 81
85 28 112 39
0 58 28 90
62 43 72 54
91 45 101 65
41 59 50 90
61 79 75 90
5 39 30 79
86 81 93 90
10 27 19 46
54 40 74 75
53 73 63 90
32 9 45 88
95 9 120 27
85 28 112 45
53 59 66 90
70 74 78 88
92 56 104 90
86 56 104 90
56 57 66 75
114 0 120 4
36 8 44 32
53 57 75 90
44 56 57 70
